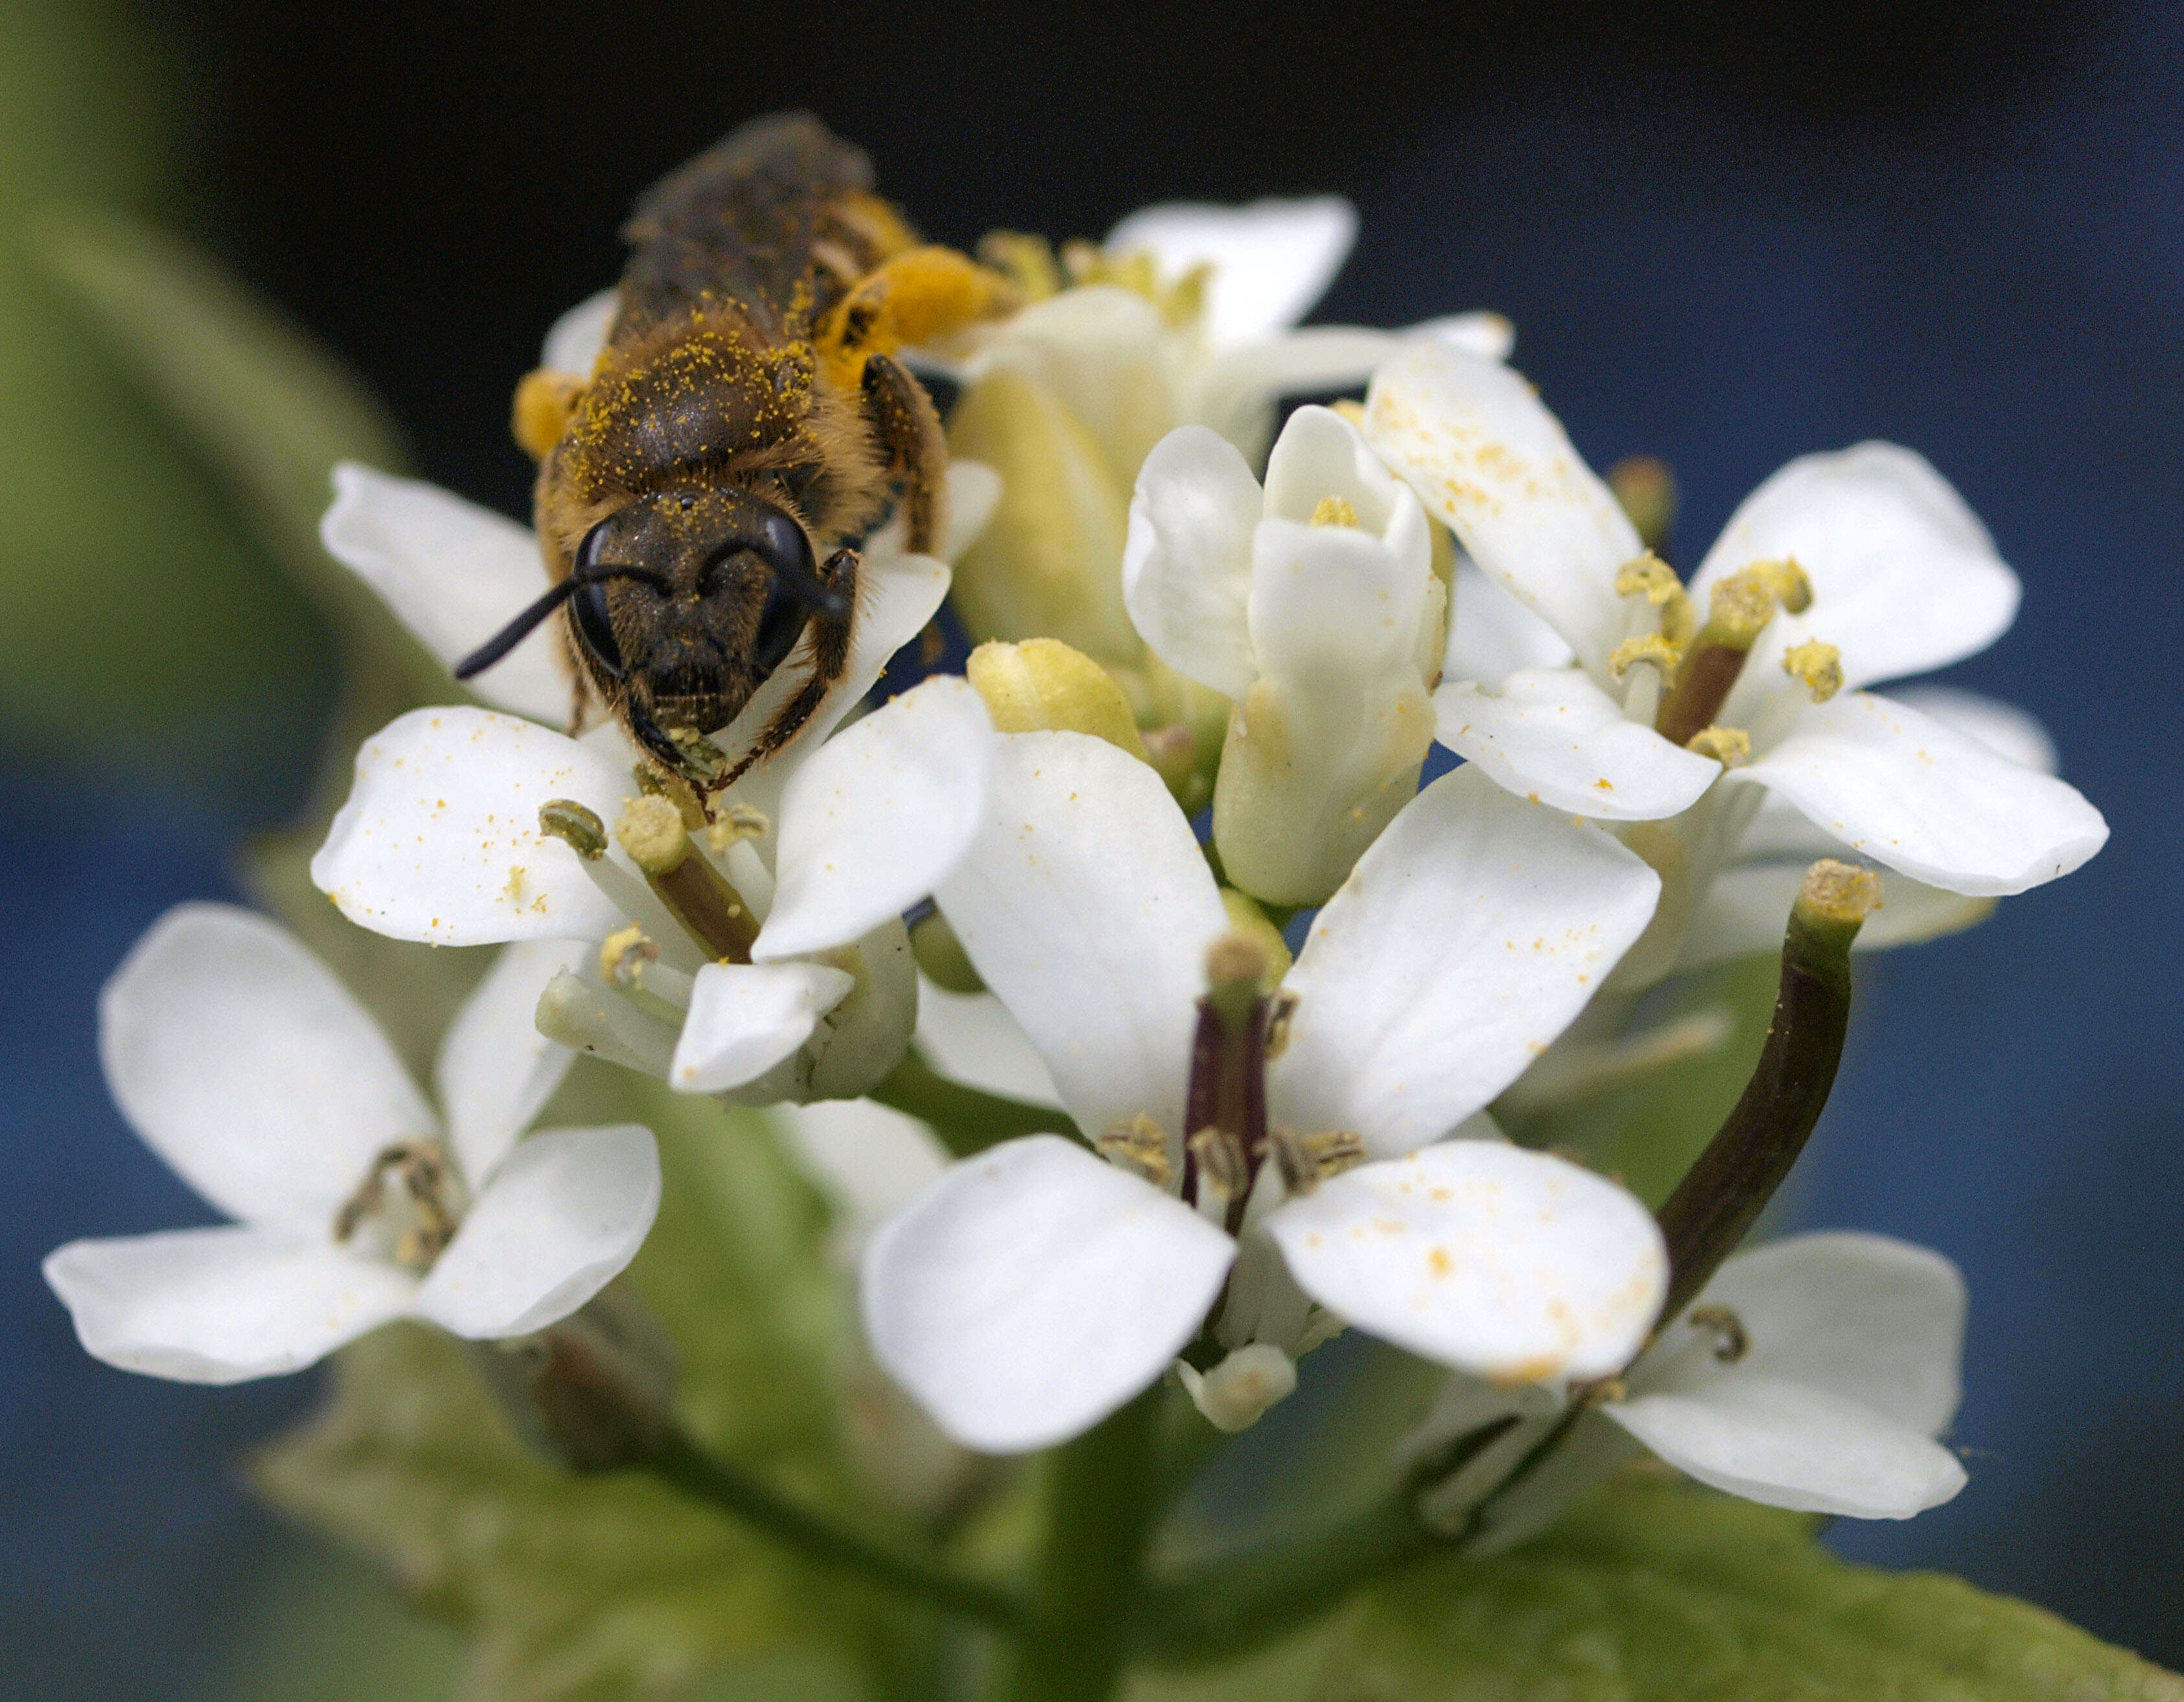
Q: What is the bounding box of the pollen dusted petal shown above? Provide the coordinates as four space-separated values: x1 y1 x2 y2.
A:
1432 666 1721 821
310 706 635 947
1267 1141 1666 1386
1363 341 1641 681
43 1226 417 1384
321 463 571 723
411 1124 660 1339
99 903 437 1229
1105 196 1357 350
754 677 995 962
861 1135 1236 1453
1733 691 2108 896
1269 765 1661 1157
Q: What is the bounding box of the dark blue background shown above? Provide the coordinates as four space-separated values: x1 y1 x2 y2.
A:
6 3 2177 1692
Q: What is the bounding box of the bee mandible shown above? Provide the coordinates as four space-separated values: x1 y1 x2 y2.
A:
455 113 1016 790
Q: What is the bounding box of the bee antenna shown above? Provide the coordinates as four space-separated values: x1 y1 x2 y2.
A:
453 579 578 679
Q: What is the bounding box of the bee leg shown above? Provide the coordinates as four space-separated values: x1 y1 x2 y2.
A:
861 352 947 555
715 548 860 790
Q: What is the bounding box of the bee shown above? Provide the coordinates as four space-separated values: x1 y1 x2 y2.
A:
455 113 1015 788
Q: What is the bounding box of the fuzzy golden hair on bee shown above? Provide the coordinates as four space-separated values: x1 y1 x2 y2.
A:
456 111 1016 795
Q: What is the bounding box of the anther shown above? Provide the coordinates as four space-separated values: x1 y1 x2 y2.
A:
539 799 609 860
1782 639 1843 703
1271 1126 1367 1195
633 764 707 830
705 802 769 855
332 1140 464 1273
1187 1126 1249 1214
1687 1303 1750 1363
1609 633 1683 679
1310 495 1359 528
1609 457 1678 554
599 925 659 988
1096 1115 1173 1187
1685 725 1752 766
614 795 760 964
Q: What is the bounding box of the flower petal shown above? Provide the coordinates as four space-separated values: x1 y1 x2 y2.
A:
1248 519 1429 685
321 463 569 723
1105 197 1357 348
1267 1142 1666 1385
1271 766 1660 1156
413 1124 660 1338
1693 443 2019 694
935 732 1228 1144
668 960 855 1094
311 706 641 946
536 971 677 1078
1678 863 1996 970
1122 426 1263 698
1365 343 1639 679
775 1096 951 1246
915 982 1065 1107
942 459 1003 563
540 286 617 375
43 1227 415 1383
1734 691 2107 896
754 677 995 962
1443 560 1576 690
1262 405 1423 547
1655 1232 1967 1435
1433 667 1720 821
861 1135 1236 1452
100 904 433 1228
1604 1376 1966 1519
433 939 585 1183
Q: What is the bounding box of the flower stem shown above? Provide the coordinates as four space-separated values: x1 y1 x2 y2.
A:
1003 1387 1165 1702
641 1425 1022 1629
872 1048 1077 1157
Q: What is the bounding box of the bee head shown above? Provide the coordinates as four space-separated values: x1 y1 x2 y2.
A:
563 486 850 734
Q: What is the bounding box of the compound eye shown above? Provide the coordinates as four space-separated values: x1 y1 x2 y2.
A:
570 577 626 679
749 504 818 587
750 575 809 680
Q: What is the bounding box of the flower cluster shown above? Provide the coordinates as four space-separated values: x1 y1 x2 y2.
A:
48 188 2106 1585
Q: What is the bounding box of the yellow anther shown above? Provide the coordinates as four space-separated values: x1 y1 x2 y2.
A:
974 230 1065 301
1614 552 1681 604
598 925 657 988
1096 1115 1173 1188
1271 1126 1368 1194
1782 639 1843 703
1746 556 1813 615
1797 859 1884 928
1610 633 1683 678
1310 495 1359 528
705 802 769 855
1686 725 1753 766
1330 398 1369 429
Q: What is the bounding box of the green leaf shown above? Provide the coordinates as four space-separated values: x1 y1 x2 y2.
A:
252 1072 889 1701
1305 1473 2184 1701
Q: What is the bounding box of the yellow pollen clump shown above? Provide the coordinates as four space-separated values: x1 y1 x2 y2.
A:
1686 725 1753 765
1609 633 1683 678
614 794 689 873
1310 495 1359 528
1782 639 1844 702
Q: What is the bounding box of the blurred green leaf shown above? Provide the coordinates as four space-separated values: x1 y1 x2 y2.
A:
1301 1472 2184 1701
0 1 336 763
253 1072 899 1701
1505 957 1782 1208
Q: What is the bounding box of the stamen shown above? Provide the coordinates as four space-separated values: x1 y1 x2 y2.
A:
1310 495 1358 528
1270 1127 1367 1196
705 802 770 856
1609 633 1683 679
539 799 609 859
1613 550 1696 646
1747 556 1812 615
1187 1126 1249 1221
633 764 707 830
614 795 759 964
332 1140 464 1272
1686 1303 1750 1363
1685 725 1752 766
1095 1115 1173 1187
1782 638 1843 703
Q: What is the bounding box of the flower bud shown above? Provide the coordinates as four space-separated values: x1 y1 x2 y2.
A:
466 1286 679 1472
967 637 1148 758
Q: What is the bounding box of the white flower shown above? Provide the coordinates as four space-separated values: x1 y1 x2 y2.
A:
1411 1232 1968 1549
1365 341 2107 917
43 905 658 1383
313 444 1001 1105
859 731 1668 1453
1123 405 1443 903
918 198 1507 681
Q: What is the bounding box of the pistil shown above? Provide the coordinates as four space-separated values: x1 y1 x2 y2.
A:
1653 559 1811 749
1181 934 1273 1233
614 795 760 964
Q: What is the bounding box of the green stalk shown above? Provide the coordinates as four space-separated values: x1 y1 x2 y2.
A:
642 1427 1023 1629
1003 1389 1165 1702
872 1048 1077 1157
